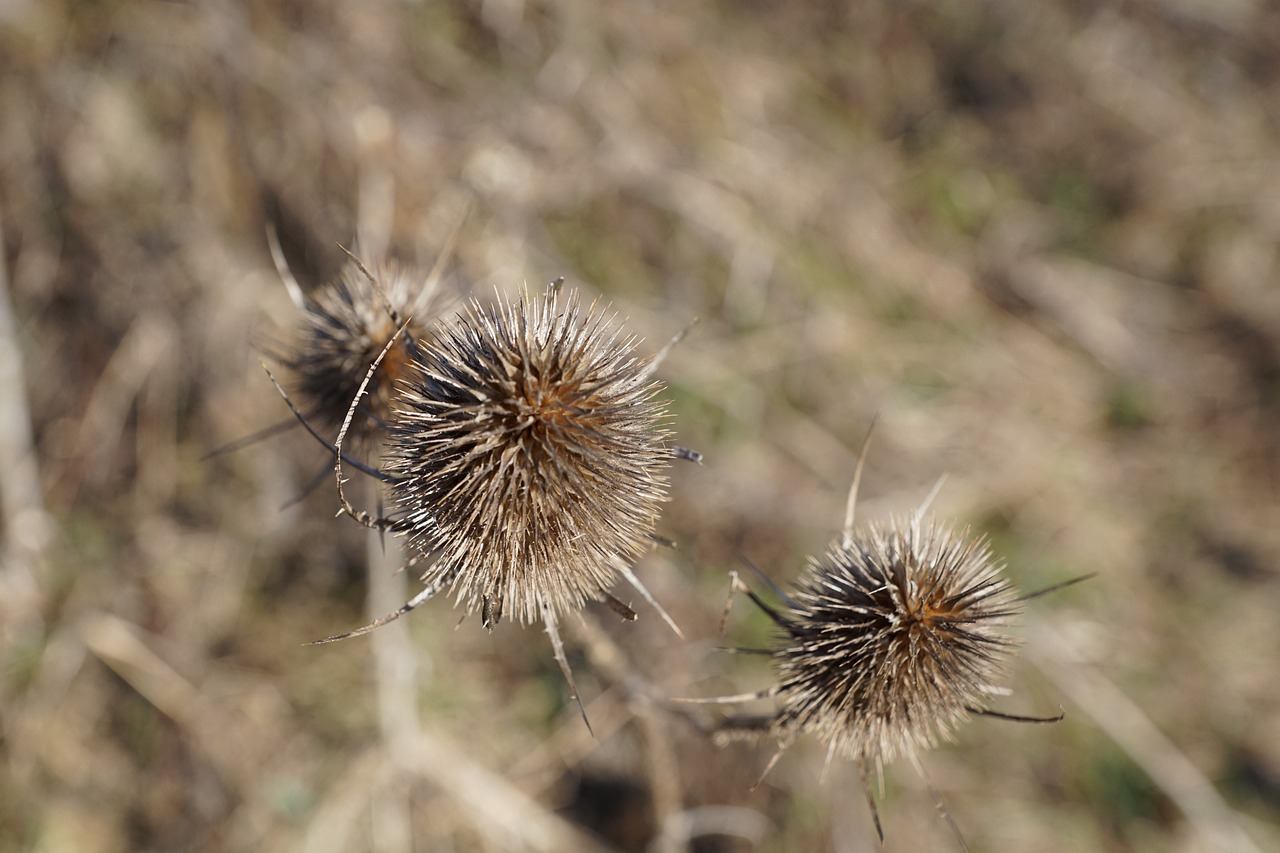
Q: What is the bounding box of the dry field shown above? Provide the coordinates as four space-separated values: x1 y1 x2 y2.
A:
2 1 1279 851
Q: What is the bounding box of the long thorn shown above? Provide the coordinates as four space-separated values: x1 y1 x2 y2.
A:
545 605 592 735
280 458 335 511
306 578 445 644
913 474 948 527
751 747 787 791
912 753 969 853
639 318 699 381
202 416 298 460
266 222 306 310
338 242 378 286
420 200 470 299
969 706 1065 724
338 242 402 328
857 759 884 844
842 415 879 549
617 563 683 639
260 363 393 483
669 688 776 705
735 554 798 609
1019 573 1095 602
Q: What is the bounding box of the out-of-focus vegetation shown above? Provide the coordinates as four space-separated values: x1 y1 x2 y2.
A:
2 1 1279 850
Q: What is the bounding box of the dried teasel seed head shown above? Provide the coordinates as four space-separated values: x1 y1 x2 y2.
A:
272 256 445 448
684 432 1067 846
381 285 673 628
771 515 1019 768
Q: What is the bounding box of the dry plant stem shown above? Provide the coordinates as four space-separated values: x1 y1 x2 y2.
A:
569 613 687 853
365 477 416 853
296 746 388 853
909 751 969 853
638 705 686 853
0 217 47 644
401 728 615 853
512 688 635 797
80 613 271 802
60 314 171 498
1027 621 1263 853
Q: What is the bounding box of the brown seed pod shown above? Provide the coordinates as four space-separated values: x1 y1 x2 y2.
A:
300 281 692 725
381 284 675 628
270 251 446 449
770 514 1019 769
686 427 1068 847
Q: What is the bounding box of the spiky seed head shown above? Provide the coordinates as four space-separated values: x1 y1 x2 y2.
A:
275 258 444 447
381 286 672 626
770 516 1019 767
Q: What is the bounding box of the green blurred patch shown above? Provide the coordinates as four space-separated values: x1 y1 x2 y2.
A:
899 364 951 402
109 685 171 767
786 237 863 299
1043 168 1112 259
1104 380 1152 431
1080 741 1166 837
266 776 314 823
906 163 1003 239
972 507 1088 600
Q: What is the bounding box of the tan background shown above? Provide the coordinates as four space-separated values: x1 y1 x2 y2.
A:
2 1 1278 851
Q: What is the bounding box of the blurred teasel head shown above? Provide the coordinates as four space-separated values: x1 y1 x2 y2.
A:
270 251 447 449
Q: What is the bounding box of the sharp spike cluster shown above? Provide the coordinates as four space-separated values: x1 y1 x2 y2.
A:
265 260 696 720
381 286 676 628
268 255 448 450
770 516 1019 766
253 227 1077 848
683 432 1074 848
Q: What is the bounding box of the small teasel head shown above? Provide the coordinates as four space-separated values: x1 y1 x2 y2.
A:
269 248 447 449
382 282 675 628
770 514 1020 768
684 425 1069 847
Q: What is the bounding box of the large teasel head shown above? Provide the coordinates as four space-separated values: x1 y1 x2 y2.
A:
382 282 677 628
303 279 694 725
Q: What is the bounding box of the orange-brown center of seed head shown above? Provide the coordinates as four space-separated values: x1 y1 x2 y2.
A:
918 591 963 624
513 368 605 433
364 329 416 417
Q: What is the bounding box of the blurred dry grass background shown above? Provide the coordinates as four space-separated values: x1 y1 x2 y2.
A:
3 0 1280 850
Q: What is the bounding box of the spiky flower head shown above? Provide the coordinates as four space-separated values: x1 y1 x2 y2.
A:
276 257 444 447
381 285 672 627
771 515 1018 767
